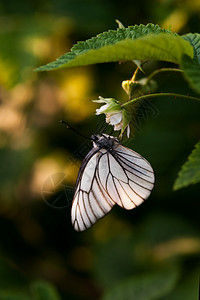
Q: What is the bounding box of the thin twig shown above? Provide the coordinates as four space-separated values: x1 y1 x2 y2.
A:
121 92 200 108
146 68 183 85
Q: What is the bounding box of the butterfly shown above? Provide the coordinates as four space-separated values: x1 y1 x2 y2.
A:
71 134 155 231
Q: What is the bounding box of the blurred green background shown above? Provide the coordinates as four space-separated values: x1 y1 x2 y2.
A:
0 0 200 299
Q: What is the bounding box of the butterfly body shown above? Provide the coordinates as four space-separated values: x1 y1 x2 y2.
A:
91 134 117 150
71 134 154 231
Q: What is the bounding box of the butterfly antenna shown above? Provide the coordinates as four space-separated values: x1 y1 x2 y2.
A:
60 121 91 140
95 119 106 134
101 123 110 134
109 127 114 136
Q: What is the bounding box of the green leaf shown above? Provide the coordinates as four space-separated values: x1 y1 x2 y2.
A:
160 269 199 300
174 141 200 190
181 34 200 94
30 280 61 300
182 33 200 64
0 259 28 291
181 55 200 94
95 234 137 288
35 24 193 71
102 267 180 300
0 292 30 300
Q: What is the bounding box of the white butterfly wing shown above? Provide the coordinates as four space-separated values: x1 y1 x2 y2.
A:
97 143 155 210
71 148 115 231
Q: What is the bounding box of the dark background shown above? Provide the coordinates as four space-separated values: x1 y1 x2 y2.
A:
0 0 200 299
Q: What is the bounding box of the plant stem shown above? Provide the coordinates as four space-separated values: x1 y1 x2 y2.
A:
146 68 183 85
121 92 200 108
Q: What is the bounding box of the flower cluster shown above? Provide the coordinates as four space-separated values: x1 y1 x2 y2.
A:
93 96 130 137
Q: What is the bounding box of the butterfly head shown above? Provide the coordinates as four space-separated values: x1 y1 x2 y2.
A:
91 134 118 150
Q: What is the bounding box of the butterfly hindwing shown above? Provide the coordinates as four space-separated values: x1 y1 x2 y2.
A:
109 143 155 209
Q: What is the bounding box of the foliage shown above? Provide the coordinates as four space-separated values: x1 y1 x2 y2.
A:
30 280 61 300
181 55 200 94
35 24 193 71
102 267 180 300
174 142 200 190
182 33 200 64
0 278 62 300
160 269 199 300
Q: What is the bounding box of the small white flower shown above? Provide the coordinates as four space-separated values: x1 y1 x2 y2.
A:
96 104 109 115
93 96 131 138
106 112 122 126
106 111 124 132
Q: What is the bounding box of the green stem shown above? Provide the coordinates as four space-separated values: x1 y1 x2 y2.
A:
121 92 200 108
146 68 183 85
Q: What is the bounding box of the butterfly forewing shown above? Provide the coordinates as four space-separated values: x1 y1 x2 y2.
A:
71 148 115 231
71 135 155 231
